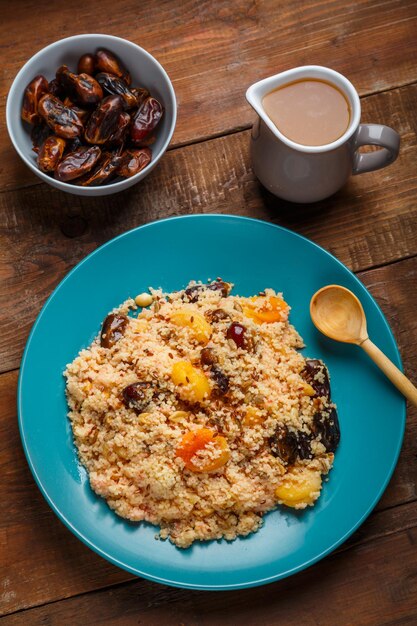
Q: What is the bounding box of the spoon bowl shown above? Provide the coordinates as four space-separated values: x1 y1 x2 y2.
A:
310 285 368 344
310 284 417 406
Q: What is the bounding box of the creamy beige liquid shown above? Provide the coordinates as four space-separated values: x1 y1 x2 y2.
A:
262 79 351 146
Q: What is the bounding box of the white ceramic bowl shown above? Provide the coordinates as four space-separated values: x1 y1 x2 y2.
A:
6 34 177 196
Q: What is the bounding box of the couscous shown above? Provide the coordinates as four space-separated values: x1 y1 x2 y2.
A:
65 280 340 548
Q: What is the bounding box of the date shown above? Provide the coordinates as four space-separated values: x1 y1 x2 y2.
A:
118 147 151 177
131 87 150 107
21 75 49 124
77 152 122 186
37 136 66 172
130 97 163 144
38 93 83 138
47 78 66 100
65 136 83 153
55 145 101 181
95 49 131 85
100 313 128 348
77 53 95 75
107 111 131 146
22 50 162 186
63 97 91 125
31 122 51 153
84 95 124 144
56 65 103 106
95 72 137 109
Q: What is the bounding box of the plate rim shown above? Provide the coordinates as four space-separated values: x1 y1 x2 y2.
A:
17 214 406 590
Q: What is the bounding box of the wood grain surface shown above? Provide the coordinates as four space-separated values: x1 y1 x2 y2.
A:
1 257 416 617
2 0 417 190
1 83 417 374
3 517 417 625
1 0 417 623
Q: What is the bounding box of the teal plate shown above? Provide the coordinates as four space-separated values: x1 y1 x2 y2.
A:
18 214 405 590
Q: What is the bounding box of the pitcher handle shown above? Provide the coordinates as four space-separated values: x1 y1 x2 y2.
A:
352 124 400 175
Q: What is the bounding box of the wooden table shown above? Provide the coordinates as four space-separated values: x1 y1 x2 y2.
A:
1 1 417 623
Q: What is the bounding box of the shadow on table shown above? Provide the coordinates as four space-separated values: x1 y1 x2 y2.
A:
256 179 360 234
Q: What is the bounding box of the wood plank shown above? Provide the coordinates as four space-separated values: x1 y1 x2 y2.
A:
359 257 417 510
0 369 133 614
3 519 417 625
1 84 417 373
2 0 417 191
1 255 416 616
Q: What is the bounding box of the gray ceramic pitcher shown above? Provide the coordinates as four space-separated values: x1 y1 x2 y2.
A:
246 66 400 203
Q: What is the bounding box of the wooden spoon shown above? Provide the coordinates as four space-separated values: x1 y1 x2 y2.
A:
310 285 417 406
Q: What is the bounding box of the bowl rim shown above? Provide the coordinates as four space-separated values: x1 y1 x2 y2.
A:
6 33 177 193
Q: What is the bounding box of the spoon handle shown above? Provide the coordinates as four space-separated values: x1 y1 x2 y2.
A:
360 338 417 406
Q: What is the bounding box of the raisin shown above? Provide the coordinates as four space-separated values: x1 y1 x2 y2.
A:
302 359 331 400
184 280 231 303
270 425 298 465
200 347 217 366
211 366 229 395
122 382 154 413
312 407 340 452
226 322 247 348
270 425 313 463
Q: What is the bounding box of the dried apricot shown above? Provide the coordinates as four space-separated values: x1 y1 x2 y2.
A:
176 428 230 472
171 361 211 403
170 309 212 344
243 296 288 324
275 467 322 507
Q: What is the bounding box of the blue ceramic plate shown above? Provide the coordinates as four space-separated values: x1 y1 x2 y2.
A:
18 215 405 590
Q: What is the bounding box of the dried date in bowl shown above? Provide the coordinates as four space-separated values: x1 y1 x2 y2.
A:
38 93 83 139
7 34 177 196
118 148 152 177
21 75 49 124
55 146 101 181
14 39 168 190
75 152 123 186
37 136 66 172
56 65 103 106
84 95 124 145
